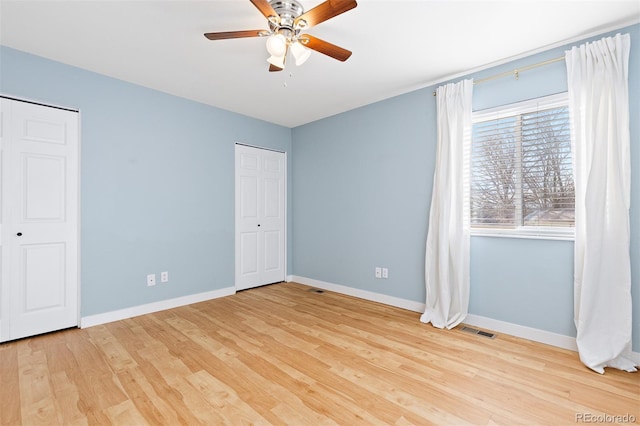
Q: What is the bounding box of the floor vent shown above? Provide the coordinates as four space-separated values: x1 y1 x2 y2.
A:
308 288 324 294
461 326 496 339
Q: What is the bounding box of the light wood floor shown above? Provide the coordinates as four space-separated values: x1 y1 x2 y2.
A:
1 283 638 425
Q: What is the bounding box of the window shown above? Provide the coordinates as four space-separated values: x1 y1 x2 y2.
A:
470 93 574 239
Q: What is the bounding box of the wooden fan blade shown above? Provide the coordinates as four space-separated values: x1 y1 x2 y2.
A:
294 0 357 29
204 30 266 40
300 34 352 61
250 0 279 20
269 64 284 72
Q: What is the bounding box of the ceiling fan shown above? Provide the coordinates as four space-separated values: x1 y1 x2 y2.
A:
204 0 357 72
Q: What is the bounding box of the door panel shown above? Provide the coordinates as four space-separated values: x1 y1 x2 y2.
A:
240 175 258 219
0 98 79 342
235 145 285 291
24 154 66 221
264 177 280 217
263 230 281 271
240 152 258 170
22 243 65 311
23 117 68 145
239 232 258 275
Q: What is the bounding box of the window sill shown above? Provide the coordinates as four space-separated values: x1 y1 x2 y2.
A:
471 227 575 241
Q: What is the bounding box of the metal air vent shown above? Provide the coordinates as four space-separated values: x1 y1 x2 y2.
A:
460 326 496 339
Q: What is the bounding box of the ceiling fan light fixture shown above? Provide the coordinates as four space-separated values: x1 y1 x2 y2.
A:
266 33 287 57
290 41 311 66
267 54 285 69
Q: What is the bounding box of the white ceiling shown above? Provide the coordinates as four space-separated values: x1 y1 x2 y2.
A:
1 0 638 127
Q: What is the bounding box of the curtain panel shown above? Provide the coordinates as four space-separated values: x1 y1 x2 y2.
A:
421 79 473 329
566 33 636 373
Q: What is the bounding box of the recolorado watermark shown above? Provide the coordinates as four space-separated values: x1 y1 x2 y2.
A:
576 413 637 423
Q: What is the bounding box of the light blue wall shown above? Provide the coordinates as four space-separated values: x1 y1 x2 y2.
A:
0 46 293 316
292 24 639 351
292 90 434 302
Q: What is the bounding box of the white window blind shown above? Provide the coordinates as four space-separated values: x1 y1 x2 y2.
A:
470 93 574 239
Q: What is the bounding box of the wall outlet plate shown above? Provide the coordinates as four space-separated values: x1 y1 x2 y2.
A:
147 273 156 286
382 268 388 279
161 271 169 283
375 267 382 278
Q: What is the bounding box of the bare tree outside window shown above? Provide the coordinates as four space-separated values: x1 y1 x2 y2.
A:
471 116 518 225
471 102 574 229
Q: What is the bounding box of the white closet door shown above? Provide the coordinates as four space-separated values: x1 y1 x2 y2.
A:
0 98 79 342
235 144 285 291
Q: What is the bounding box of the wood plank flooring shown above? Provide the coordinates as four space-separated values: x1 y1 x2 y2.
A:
1 282 638 425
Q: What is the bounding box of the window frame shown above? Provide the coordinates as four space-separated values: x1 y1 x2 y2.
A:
470 92 575 241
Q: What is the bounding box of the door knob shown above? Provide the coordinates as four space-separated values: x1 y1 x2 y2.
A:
16 232 23 236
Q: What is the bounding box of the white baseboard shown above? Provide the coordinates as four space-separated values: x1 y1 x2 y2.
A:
463 314 578 351
289 275 640 364
290 275 425 313
80 286 236 328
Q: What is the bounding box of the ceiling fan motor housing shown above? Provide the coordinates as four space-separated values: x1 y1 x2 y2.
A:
269 0 306 35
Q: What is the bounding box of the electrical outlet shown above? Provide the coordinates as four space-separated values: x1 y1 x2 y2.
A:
375 267 382 278
382 268 388 279
161 271 169 283
147 273 156 286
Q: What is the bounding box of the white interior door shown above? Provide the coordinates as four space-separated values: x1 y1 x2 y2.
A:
0 98 79 342
235 144 285 291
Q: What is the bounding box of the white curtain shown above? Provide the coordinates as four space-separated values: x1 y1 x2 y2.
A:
421 79 473 329
566 33 636 373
